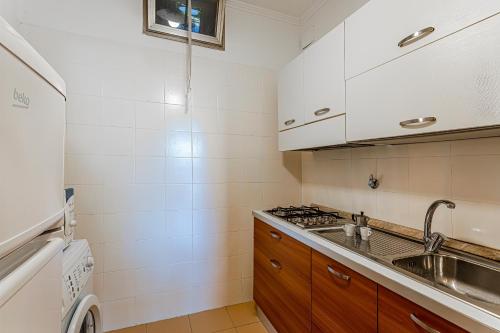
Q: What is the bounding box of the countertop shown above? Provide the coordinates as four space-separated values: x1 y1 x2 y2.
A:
253 210 500 333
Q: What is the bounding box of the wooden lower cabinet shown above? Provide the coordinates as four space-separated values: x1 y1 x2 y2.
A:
253 219 468 333
378 286 468 333
254 219 311 333
312 250 378 333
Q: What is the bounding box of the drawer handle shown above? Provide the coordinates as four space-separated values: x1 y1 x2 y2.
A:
399 117 437 128
314 108 330 117
270 259 282 270
398 27 435 48
270 231 282 240
284 119 295 126
410 314 441 333
327 265 351 281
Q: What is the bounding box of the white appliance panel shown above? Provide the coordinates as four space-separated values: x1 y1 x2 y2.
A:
0 238 63 333
0 18 66 257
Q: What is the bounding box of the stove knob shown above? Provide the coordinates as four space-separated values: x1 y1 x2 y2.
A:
85 256 95 269
70 219 77 227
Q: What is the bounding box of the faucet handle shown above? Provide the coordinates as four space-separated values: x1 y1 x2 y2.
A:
425 232 447 253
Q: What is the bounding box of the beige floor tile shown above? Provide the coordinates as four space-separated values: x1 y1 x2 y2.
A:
189 307 234 333
226 302 259 327
109 325 147 333
236 322 268 333
147 316 191 333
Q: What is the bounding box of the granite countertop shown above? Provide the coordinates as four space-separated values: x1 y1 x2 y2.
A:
253 209 500 333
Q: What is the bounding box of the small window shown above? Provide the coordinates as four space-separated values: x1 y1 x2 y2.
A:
144 0 225 50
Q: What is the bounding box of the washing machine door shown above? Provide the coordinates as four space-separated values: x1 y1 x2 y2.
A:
67 295 102 333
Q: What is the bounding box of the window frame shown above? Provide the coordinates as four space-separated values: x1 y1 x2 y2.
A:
143 0 226 50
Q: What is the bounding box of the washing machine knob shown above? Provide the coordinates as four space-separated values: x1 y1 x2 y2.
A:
86 256 95 268
70 219 77 227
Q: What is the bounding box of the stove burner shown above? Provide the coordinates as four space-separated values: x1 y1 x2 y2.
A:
265 206 344 229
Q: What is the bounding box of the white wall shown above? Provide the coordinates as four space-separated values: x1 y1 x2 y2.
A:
302 139 500 251
0 0 19 28
11 0 302 331
301 0 368 48
16 0 301 70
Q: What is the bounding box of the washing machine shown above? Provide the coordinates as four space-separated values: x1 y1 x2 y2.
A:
62 239 102 333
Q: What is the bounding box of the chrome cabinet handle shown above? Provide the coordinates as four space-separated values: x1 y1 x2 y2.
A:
410 314 440 333
400 117 437 128
270 259 282 270
270 231 282 240
327 265 351 281
314 108 330 117
398 27 435 48
284 119 295 126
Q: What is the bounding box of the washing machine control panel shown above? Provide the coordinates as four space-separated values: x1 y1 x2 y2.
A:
62 240 94 317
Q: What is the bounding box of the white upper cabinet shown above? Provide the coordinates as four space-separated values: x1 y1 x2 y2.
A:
278 54 304 131
278 22 346 150
345 0 500 79
279 115 346 151
347 12 500 142
304 23 345 124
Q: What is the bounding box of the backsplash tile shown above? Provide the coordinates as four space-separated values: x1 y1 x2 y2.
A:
302 139 500 250
451 155 500 205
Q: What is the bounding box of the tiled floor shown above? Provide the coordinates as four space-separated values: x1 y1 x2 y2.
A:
109 302 268 333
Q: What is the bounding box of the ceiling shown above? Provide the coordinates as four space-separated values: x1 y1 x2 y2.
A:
237 0 321 18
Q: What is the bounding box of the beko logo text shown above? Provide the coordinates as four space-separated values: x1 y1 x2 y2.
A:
12 88 30 109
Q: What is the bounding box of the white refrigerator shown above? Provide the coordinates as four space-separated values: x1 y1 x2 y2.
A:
0 15 66 332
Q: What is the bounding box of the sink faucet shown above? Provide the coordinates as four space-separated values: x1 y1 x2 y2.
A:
423 200 455 253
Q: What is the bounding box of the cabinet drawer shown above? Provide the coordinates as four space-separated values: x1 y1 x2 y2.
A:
254 218 311 280
279 115 345 151
347 13 500 142
312 250 377 333
346 0 500 79
254 245 311 333
378 286 468 333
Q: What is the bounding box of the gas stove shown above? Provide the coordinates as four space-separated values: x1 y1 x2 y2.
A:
265 206 347 229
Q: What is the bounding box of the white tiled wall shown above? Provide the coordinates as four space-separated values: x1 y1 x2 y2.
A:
17 22 301 333
302 139 500 250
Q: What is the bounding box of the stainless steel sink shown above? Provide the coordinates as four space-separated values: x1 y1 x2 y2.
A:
393 254 500 305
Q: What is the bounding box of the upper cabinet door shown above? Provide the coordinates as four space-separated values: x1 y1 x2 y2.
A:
278 54 304 131
304 23 345 124
347 13 500 142
345 0 500 79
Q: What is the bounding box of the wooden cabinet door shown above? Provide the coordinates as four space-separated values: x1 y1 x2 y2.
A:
254 219 312 333
378 286 468 333
347 13 500 143
346 0 500 79
303 22 345 124
312 250 377 333
278 54 304 131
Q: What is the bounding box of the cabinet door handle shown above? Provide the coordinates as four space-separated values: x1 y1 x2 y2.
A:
410 314 441 333
314 108 330 117
327 265 351 281
399 116 437 128
270 259 282 270
398 27 435 48
284 119 295 126
270 231 282 240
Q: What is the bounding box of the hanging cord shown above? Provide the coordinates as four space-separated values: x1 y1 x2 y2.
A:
186 0 193 109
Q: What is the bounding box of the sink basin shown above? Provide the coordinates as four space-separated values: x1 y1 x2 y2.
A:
393 254 500 305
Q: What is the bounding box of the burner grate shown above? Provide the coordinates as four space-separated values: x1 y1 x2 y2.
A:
265 206 344 229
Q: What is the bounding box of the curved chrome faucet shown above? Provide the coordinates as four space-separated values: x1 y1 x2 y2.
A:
423 200 455 253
